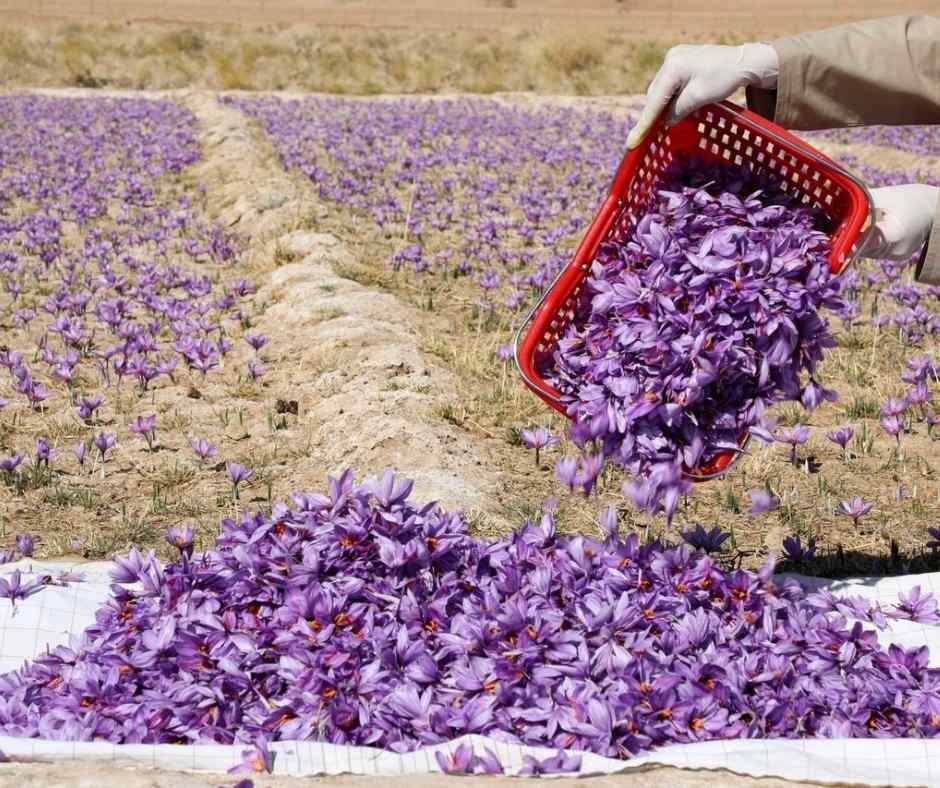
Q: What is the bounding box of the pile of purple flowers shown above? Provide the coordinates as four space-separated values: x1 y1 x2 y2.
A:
545 158 845 516
1 469 938 763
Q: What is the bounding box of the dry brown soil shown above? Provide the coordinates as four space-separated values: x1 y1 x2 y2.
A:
0 760 879 787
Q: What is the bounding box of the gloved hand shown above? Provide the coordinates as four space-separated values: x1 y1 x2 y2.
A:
626 43 779 149
859 184 940 260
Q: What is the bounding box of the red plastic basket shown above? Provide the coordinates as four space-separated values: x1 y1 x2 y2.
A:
514 100 873 481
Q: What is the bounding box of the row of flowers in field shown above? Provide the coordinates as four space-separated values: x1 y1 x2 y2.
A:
0 95 255 448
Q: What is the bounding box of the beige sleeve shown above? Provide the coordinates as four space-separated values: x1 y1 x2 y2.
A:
916 204 940 285
746 15 940 130
746 15 940 284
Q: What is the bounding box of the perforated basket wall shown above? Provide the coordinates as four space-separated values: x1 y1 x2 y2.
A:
515 100 872 480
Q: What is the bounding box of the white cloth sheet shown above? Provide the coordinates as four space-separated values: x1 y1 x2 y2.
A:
1 559 939 786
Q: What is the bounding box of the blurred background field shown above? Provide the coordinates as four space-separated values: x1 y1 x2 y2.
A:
0 0 932 94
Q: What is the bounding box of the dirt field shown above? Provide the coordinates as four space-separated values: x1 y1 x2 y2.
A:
2 0 933 37
0 761 871 788
0 1 934 94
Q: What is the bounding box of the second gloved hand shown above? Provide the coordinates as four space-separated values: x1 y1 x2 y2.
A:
859 184 940 261
626 43 779 149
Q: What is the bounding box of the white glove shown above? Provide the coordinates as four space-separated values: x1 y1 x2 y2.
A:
626 43 779 149
859 184 940 260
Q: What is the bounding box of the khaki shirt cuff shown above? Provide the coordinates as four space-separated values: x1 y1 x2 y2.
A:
915 198 940 285
766 37 802 129
745 85 777 121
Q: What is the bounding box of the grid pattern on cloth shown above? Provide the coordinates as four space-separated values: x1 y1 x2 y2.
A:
1 560 939 785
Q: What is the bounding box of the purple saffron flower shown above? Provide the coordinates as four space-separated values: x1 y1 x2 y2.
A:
227 462 254 499
749 489 780 515
927 410 940 438
189 437 217 465
782 535 816 564
165 524 195 558
76 394 104 423
555 456 578 491
800 379 838 410
34 438 56 467
245 334 269 352
775 425 810 465
129 414 157 451
495 344 513 361
839 495 874 526
928 527 940 550
881 397 909 418
826 425 854 460
520 426 559 467
520 750 582 776
94 432 117 457
228 742 274 774
14 534 34 557
247 359 267 381
0 550 14 565
94 432 117 477
0 570 45 607
0 454 24 474
574 451 605 496
435 742 474 774
891 586 940 624
72 441 87 469
880 415 904 447
680 524 729 553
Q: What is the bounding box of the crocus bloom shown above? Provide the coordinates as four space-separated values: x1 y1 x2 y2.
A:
881 396 909 418
435 742 474 774
680 524 729 553
245 334 269 352
0 454 23 474
520 426 559 467
129 414 157 451
555 456 578 491
189 437 217 465
0 570 45 606
14 534 34 557
94 432 117 458
520 751 582 775
840 495 874 526
35 438 56 467
76 394 104 423
775 425 810 465
229 742 274 774
881 415 904 446
165 524 195 558
749 489 779 515
94 432 117 477
826 425 854 458
927 411 940 437
782 535 816 564
228 462 254 499
247 359 267 381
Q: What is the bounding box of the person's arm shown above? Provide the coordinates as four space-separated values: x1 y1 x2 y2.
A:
627 16 940 283
746 15 940 282
747 15 940 130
